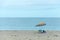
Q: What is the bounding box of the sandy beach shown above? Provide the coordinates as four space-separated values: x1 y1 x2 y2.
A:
0 30 60 40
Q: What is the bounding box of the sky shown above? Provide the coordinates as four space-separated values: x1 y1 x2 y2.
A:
0 0 60 17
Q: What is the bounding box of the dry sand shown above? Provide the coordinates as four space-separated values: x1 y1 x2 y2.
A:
0 30 60 40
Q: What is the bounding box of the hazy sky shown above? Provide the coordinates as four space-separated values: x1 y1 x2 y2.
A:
0 0 60 17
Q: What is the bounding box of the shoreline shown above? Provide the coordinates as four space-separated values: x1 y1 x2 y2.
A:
0 30 60 40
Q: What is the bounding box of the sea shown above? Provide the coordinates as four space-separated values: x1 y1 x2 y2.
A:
0 17 60 30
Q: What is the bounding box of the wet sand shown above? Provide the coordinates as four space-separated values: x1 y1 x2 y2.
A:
0 30 60 40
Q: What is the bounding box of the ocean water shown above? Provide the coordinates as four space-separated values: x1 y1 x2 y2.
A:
0 17 60 30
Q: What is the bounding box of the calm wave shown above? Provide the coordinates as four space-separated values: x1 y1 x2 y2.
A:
0 17 60 30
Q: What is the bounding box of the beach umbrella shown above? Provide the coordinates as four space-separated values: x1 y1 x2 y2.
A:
36 22 46 27
36 22 46 33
